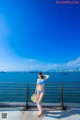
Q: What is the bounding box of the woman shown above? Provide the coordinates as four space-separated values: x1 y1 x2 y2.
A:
36 72 49 117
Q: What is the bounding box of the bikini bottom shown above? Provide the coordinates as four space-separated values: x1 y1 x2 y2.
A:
37 90 45 94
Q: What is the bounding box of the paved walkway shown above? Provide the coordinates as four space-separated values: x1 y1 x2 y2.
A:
0 107 80 120
43 108 80 120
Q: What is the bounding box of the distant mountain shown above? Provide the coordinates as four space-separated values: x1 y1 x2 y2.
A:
0 71 6 73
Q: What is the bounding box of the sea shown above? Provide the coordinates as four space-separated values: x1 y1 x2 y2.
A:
0 72 80 104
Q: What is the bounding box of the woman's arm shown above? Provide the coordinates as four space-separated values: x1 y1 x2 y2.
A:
36 79 39 90
36 82 38 90
43 74 49 80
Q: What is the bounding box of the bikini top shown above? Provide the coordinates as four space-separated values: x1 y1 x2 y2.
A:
37 78 45 85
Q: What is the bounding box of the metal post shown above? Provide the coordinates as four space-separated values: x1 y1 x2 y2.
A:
60 82 65 110
26 82 28 110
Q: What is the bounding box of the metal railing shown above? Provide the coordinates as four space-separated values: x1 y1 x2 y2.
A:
0 82 80 110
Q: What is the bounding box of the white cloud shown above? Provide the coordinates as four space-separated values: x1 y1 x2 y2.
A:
65 57 80 68
24 59 37 62
47 57 80 70
0 55 80 71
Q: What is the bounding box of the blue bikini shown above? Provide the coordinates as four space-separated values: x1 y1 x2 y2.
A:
37 78 45 94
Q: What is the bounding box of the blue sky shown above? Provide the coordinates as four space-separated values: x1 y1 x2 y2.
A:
0 0 80 71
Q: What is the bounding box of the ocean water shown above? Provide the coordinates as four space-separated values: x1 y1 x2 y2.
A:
0 72 80 82
0 72 80 103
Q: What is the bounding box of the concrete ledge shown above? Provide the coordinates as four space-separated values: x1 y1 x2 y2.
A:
0 107 80 120
0 102 80 108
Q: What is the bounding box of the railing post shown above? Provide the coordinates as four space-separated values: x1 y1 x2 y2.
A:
60 82 65 110
26 82 29 110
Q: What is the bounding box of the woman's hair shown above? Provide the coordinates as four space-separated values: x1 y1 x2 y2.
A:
38 72 44 79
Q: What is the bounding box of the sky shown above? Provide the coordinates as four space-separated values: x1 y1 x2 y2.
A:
0 0 80 71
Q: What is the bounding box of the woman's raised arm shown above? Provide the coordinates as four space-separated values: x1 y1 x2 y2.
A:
43 74 49 80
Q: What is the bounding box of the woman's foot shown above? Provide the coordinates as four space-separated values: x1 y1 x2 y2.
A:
38 112 43 117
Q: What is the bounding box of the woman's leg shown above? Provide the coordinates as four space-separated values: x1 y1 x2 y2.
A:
38 92 44 114
36 92 40 111
40 102 43 113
